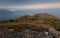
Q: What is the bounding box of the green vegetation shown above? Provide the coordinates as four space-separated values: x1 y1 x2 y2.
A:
7 24 49 32
15 13 60 31
0 13 60 31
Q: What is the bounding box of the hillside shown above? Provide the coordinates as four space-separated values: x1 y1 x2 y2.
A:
0 13 60 38
0 13 60 31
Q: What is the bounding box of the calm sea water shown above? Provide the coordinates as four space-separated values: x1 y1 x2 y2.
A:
0 9 60 20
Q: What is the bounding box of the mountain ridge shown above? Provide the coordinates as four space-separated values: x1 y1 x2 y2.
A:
0 13 60 38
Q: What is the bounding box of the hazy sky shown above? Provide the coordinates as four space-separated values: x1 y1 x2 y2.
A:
0 0 60 10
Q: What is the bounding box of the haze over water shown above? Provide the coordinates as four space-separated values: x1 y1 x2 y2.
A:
0 0 60 20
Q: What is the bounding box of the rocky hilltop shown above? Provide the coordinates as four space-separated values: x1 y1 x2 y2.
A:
0 13 60 38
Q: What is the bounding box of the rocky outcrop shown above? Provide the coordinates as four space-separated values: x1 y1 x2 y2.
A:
0 28 59 38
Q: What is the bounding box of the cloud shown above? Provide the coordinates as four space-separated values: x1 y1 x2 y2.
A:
0 0 60 5
0 3 60 10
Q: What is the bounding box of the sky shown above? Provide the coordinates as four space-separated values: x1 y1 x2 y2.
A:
0 0 60 10
0 0 60 20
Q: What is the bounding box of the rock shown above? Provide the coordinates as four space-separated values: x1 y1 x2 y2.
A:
0 29 59 38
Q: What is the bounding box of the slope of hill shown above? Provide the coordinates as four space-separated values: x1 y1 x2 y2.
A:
16 13 59 23
0 13 60 31
34 13 58 19
0 13 60 38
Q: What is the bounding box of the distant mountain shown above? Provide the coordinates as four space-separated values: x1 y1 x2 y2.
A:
15 11 23 12
0 9 59 21
0 10 14 20
0 10 13 14
0 10 27 20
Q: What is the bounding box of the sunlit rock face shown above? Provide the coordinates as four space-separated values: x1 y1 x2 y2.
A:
0 28 59 38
